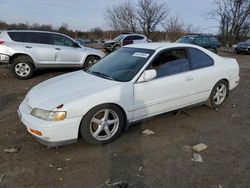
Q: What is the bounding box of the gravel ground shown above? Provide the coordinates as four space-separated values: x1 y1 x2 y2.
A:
0 51 249 188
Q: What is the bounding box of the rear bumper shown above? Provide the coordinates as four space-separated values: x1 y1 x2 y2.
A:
229 75 240 91
0 53 10 63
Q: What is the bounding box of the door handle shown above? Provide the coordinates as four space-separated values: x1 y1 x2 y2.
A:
55 48 61 50
25 46 32 49
186 75 194 81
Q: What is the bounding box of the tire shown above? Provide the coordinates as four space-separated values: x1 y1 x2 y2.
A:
83 56 100 69
11 55 35 80
208 80 229 109
213 47 217 54
80 104 125 145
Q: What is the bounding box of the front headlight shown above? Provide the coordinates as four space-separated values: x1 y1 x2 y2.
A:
31 108 66 121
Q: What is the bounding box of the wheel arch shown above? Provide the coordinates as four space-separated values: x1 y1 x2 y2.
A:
220 78 230 89
78 102 128 137
82 54 101 68
10 53 36 68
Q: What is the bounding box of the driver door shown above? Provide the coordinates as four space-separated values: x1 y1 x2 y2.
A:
133 48 196 121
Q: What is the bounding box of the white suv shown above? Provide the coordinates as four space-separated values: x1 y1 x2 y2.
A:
104 33 151 52
0 30 105 79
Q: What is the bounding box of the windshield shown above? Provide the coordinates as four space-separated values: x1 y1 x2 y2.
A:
87 47 155 82
113 35 125 42
176 36 195 43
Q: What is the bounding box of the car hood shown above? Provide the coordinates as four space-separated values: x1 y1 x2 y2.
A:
83 47 105 57
105 40 117 45
26 71 120 110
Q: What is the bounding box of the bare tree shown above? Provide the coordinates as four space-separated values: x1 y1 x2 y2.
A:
208 0 250 45
165 16 185 41
185 24 201 34
136 0 169 37
105 1 137 32
90 27 103 40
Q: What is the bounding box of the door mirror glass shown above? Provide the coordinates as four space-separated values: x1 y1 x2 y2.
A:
138 69 156 83
73 42 81 48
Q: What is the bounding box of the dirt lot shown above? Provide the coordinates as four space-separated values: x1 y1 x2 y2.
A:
0 51 249 188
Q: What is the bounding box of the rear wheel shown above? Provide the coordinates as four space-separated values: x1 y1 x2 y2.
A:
11 56 35 80
80 104 125 145
83 56 100 69
209 80 229 109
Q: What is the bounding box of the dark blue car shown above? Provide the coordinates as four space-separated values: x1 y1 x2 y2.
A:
176 34 221 53
235 39 250 54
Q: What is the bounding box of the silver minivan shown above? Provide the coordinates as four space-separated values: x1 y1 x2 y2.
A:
0 30 105 79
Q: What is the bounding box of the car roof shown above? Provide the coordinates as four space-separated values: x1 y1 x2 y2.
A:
119 33 146 37
125 42 199 50
184 34 215 37
2 30 64 35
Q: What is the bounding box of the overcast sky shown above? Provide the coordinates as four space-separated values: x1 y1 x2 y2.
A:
0 0 218 33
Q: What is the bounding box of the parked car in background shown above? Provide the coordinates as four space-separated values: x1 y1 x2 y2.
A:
76 39 86 46
0 30 105 79
104 33 150 52
18 42 239 146
176 34 221 53
234 39 250 54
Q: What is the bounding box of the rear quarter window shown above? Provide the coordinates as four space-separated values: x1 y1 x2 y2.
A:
8 32 26 42
188 48 214 69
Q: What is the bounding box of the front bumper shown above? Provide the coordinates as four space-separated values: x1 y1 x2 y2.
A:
18 100 82 146
235 47 250 53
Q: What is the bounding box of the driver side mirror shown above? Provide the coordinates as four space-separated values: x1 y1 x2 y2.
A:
137 69 157 83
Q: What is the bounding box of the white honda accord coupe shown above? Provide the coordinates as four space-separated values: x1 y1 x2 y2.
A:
18 43 240 146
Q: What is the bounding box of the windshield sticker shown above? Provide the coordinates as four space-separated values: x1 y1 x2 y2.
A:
132 52 150 58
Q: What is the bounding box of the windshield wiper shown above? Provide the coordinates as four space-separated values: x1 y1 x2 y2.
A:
89 71 114 80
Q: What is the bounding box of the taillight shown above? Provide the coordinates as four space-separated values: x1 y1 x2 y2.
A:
0 39 4 45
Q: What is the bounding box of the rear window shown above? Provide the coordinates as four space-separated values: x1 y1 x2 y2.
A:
176 36 195 43
188 48 214 69
209 36 218 43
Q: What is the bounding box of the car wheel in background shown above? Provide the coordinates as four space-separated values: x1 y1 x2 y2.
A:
209 80 229 109
11 55 35 80
80 104 125 145
83 56 100 69
212 47 217 54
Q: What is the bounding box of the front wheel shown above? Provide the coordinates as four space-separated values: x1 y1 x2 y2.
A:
209 80 229 109
80 104 125 145
83 56 100 69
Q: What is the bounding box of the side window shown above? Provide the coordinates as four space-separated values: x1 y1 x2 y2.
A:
8 32 28 42
149 49 190 78
193 37 203 45
124 36 134 41
203 37 210 44
133 35 144 40
188 48 214 69
28 33 53 45
52 34 74 47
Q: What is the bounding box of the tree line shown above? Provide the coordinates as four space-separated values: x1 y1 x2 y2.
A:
0 0 249 45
